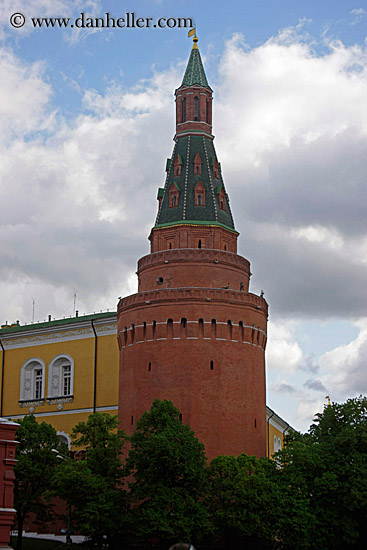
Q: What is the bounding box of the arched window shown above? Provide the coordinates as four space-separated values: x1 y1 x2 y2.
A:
143 322 147 340
239 321 244 342
20 358 46 401
194 96 199 121
198 318 204 338
274 435 278 453
206 98 209 123
227 320 233 340
211 319 217 339
198 239 202 249
123 326 128 346
167 318 173 339
278 437 282 450
57 432 71 449
180 318 187 338
48 354 74 398
152 320 157 340
131 324 135 344
182 98 186 123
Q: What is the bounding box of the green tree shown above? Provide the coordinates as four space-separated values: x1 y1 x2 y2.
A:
13 415 66 550
207 453 282 550
278 396 367 550
126 399 210 548
53 413 128 549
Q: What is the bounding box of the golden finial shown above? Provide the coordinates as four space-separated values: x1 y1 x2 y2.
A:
325 395 331 406
188 28 198 49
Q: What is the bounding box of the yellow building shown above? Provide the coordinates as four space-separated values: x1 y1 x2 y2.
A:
0 311 291 453
0 311 118 447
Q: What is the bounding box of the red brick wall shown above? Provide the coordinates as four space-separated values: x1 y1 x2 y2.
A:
118 278 268 460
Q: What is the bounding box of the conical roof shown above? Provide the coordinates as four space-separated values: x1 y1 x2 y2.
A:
181 46 210 88
154 135 236 232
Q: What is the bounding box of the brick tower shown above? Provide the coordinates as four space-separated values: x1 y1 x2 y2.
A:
117 36 268 460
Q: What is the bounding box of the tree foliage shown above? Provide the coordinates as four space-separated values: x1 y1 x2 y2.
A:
207 453 281 549
278 396 367 550
53 413 128 549
14 415 66 550
126 399 210 546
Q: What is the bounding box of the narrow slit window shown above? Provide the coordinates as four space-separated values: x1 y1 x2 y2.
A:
131 415 134 425
182 98 186 123
148 361 151 372
167 318 173 339
227 320 233 340
210 360 214 370
181 318 187 338
198 239 201 249
198 318 204 338
211 319 217 339
194 96 199 121
152 320 156 340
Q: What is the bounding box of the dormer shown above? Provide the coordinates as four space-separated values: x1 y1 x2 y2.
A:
193 152 202 175
215 183 226 212
174 154 183 177
195 181 205 207
211 156 220 179
169 181 180 208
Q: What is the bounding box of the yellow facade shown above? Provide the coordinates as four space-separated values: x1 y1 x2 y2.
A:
0 312 119 447
266 406 290 458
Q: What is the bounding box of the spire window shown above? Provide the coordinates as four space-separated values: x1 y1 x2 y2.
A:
194 153 202 175
174 155 183 177
195 181 205 207
169 182 179 208
218 188 226 211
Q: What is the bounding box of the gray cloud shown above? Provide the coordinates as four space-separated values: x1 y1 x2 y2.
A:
304 379 328 392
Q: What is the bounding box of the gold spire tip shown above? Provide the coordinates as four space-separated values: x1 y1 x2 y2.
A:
188 27 198 48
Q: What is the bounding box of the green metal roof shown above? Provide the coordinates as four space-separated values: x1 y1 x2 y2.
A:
154 135 235 231
0 311 116 335
181 47 209 88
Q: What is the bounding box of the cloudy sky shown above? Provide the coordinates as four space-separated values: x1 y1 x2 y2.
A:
0 0 366 432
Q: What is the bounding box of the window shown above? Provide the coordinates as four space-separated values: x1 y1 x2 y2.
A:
20 358 46 401
63 365 71 396
195 181 205 207
182 98 186 123
194 96 199 121
34 369 43 399
193 153 202 175
47 354 74 399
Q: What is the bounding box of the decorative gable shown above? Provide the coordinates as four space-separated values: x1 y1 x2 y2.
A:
169 181 180 208
193 152 202 175
174 154 183 177
194 181 205 207
218 187 226 211
211 156 220 179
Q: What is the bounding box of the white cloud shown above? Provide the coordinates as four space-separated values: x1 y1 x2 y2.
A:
319 319 367 397
266 321 303 373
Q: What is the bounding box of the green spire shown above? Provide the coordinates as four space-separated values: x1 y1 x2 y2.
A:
181 47 209 88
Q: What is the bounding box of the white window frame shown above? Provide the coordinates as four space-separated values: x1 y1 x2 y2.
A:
47 354 74 398
20 358 46 401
